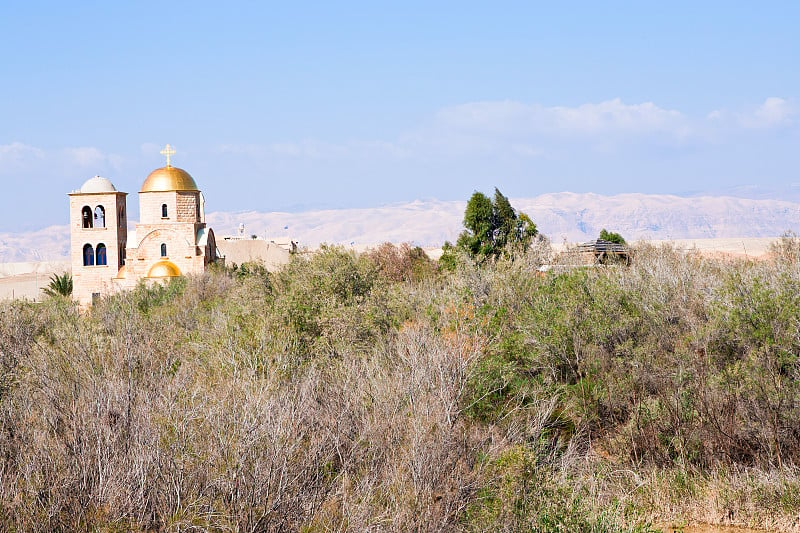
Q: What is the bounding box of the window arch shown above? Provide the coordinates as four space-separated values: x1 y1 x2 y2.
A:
94 205 105 228
162 204 168 218
83 244 95 266
81 206 93 228
96 243 107 266
160 243 167 257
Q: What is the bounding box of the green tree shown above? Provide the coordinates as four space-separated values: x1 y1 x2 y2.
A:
458 191 494 257
42 272 73 298
456 188 537 260
438 241 459 271
599 228 626 245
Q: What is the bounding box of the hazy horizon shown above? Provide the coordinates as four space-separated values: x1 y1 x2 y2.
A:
4 191 800 263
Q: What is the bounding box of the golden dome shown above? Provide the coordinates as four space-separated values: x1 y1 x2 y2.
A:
147 260 182 278
115 265 128 279
140 166 199 193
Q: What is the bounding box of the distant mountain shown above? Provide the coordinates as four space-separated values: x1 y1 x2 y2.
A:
513 192 800 243
207 193 800 247
0 225 71 263
4 193 800 262
206 199 462 249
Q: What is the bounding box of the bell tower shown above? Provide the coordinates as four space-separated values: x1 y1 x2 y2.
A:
68 176 128 306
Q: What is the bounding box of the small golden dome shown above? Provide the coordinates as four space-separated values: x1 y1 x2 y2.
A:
147 260 182 278
140 166 199 193
115 265 128 279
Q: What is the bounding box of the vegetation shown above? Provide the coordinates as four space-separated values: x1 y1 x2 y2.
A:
2 239 800 531
41 271 72 298
599 228 626 244
453 188 538 261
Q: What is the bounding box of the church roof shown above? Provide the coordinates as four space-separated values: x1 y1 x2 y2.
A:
147 260 182 278
196 227 209 247
115 265 128 279
79 175 117 194
140 166 199 193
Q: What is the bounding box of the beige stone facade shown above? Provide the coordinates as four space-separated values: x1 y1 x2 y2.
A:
68 177 128 306
68 164 221 306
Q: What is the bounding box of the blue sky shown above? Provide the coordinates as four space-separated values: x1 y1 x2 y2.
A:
1 1 798 231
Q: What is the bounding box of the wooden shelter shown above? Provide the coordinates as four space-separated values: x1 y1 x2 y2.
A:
576 239 631 265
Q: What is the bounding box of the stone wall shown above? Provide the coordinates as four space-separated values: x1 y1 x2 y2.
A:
125 224 206 280
176 192 201 223
140 191 202 225
139 191 171 225
216 239 291 271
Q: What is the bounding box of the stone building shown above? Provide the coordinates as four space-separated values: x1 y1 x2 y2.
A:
68 146 221 306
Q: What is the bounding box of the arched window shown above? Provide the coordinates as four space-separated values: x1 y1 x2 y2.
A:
96 243 107 266
94 205 105 228
160 243 167 257
162 204 168 218
83 244 94 266
81 206 93 228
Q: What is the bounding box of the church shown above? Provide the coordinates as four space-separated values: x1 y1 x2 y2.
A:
68 145 221 306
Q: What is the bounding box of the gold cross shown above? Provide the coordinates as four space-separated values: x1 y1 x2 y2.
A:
160 144 176 167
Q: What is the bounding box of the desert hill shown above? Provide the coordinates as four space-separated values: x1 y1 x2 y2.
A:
2 192 799 263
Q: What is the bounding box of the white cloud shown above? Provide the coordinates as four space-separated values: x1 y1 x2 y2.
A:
0 142 122 179
748 97 796 128
434 100 529 132
0 142 45 164
405 98 697 158
708 97 797 130
213 97 796 167
62 146 106 167
550 99 686 135
433 98 688 137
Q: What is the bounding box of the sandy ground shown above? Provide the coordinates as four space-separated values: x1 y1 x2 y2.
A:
0 261 70 302
0 272 50 302
0 238 781 302
642 237 775 259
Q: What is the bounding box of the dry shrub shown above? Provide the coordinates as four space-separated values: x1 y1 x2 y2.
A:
2 242 800 530
769 230 800 265
0 265 487 531
366 242 436 283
